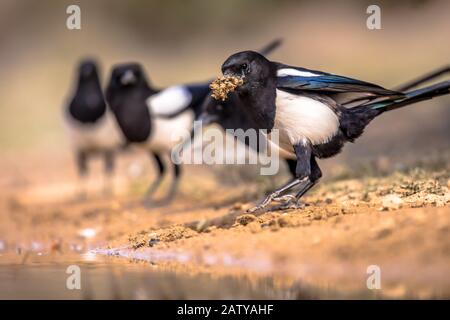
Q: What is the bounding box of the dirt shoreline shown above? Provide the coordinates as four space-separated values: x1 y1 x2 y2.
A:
1 160 448 299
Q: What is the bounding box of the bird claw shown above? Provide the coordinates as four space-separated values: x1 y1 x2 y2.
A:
247 194 303 213
246 196 274 213
277 200 304 210
272 194 296 203
246 192 284 213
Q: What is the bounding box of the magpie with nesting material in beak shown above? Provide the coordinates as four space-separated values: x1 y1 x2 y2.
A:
199 65 450 196
216 51 450 212
64 59 124 197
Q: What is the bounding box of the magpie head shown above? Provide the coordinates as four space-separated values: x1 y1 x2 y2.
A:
78 59 100 81
109 63 149 89
221 51 272 91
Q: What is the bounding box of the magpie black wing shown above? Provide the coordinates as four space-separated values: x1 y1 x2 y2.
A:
275 64 403 105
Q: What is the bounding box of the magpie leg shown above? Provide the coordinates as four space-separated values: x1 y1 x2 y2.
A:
285 158 297 178
144 152 165 201
158 162 181 205
102 150 115 196
268 158 300 204
276 156 323 210
265 158 303 204
295 156 322 200
76 150 88 200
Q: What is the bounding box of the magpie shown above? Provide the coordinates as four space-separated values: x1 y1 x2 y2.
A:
105 63 211 205
215 51 450 212
105 40 283 205
198 65 450 191
64 60 124 197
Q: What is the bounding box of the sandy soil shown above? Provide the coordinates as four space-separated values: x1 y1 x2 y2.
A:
0 151 449 299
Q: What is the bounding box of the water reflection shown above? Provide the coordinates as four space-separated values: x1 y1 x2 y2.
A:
0 251 310 299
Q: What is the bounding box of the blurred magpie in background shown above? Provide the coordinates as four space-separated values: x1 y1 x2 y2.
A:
64 60 124 198
106 63 209 205
218 51 450 212
105 40 282 206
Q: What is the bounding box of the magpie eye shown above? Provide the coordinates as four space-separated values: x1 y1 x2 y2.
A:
241 63 248 70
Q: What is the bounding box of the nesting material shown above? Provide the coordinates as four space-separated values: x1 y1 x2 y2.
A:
210 75 244 101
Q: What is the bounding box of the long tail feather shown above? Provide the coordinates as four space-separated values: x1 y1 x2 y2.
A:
369 80 450 112
394 65 450 91
258 38 283 56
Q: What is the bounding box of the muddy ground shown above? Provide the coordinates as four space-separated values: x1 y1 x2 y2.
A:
0 150 449 299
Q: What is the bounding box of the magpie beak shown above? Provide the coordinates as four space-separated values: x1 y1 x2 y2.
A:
121 70 137 85
223 69 245 79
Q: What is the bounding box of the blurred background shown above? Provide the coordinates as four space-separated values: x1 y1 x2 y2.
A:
0 0 449 192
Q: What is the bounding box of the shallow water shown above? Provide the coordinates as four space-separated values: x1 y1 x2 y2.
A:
0 251 304 300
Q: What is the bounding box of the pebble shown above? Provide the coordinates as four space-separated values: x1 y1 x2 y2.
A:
78 228 97 239
236 214 257 226
148 238 159 247
381 194 403 210
248 221 262 233
196 219 208 232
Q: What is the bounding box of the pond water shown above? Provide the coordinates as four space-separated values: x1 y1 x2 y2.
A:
0 251 304 299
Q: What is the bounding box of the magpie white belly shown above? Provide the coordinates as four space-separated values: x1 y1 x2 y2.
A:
273 89 340 154
64 110 124 151
146 109 195 153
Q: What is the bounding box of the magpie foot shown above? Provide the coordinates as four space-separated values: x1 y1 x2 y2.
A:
247 193 279 213
276 200 305 211
272 194 296 203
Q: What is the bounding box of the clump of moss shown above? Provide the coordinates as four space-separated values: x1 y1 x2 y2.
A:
210 76 244 101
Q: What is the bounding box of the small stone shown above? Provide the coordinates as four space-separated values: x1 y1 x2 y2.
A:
381 194 403 210
231 202 243 210
148 238 159 247
312 213 322 220
373 227 392 239
236 214 257 226
268 219 279 231
196 219 208 232
205 226 217 233
248 221 262 233
277 217 290 227
50 240 62 253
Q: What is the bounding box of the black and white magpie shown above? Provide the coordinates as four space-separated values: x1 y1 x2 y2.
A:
105 63 211 205
216 51 450 211
64 60 124 197
199 64 450 192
